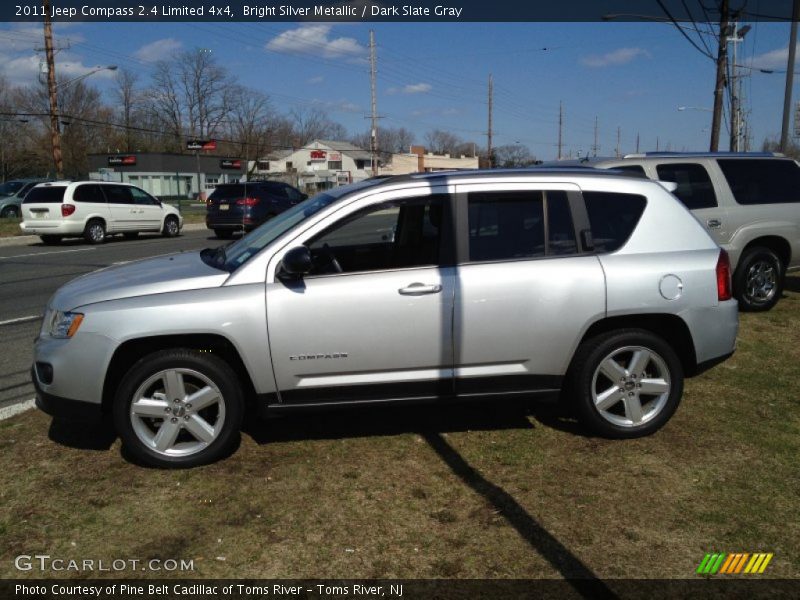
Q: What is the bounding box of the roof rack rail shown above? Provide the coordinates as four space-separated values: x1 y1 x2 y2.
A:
623 151 784 159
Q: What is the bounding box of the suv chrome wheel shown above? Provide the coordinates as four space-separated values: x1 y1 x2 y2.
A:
570 330 683 438
591 346 671 428
744 259 777 304
114 349 244 468
130 368 226 457
734 247 783 312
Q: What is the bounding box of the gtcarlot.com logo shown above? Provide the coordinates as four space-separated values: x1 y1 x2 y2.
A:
697 552 773 575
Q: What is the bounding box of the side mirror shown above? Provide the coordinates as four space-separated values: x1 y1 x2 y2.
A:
280 246 312 277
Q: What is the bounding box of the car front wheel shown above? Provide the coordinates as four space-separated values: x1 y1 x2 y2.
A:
113 349 244 468
568 329 683 438
734 247 783 312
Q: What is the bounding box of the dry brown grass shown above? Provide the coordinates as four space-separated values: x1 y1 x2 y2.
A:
1 278 798 580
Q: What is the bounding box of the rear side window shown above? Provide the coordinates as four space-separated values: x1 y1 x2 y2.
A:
583 192 647 253
23 187 66 204
73 184 107 204
655 163 717 209
467 190 578 262
103 185 134 204
717 159 800 204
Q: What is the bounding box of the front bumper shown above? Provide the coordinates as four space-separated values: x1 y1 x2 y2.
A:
32 367 103 421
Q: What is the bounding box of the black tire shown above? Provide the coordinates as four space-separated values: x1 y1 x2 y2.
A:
214 228 233 239
40 235 62 245
1 206 20 219
83 219 106 244
733 246 783 312
567 329 683 439
113 349 244 468
162 215 180 237
123 232 139 240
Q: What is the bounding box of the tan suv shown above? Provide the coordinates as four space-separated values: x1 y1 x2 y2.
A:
597 153 800 311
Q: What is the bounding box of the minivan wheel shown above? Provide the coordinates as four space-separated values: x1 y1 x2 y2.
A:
162 215 180 237
734 247 783 312
83 219 106 244
113 349 244 468
568 330 683 438
40 235 62 245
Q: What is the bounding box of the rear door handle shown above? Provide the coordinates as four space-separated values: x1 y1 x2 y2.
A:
707 219 722 229
398 283 442 295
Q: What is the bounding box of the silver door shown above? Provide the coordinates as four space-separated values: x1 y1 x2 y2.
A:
453 183 606 395
266 191 455 404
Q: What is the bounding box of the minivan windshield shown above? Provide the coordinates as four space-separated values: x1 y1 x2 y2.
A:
204 179 383 271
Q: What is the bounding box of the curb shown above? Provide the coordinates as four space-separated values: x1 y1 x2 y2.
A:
0 399 35 421
0 222 207 248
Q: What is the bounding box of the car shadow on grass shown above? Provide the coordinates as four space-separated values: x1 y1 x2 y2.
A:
47 417 117 451
244 399 612 593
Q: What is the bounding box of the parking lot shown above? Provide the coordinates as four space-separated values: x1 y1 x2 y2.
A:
0 266 797 579
0 229 226 411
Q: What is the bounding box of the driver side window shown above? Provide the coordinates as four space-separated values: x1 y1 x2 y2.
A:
307 195 446 275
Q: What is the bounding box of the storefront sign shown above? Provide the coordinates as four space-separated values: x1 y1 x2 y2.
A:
187 139 217 151
220 159 242 169
107 155 136 166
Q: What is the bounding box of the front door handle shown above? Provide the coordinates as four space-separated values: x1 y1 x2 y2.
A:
707 219 722 229
398 283 442 295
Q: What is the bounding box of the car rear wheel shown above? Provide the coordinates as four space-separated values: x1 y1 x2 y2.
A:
162 215 180 237
1 206 20 219
83 219 106 244
214 229 233 239
40 235 62 245
113 349 244 468
568 329 683 438
734 247 783 312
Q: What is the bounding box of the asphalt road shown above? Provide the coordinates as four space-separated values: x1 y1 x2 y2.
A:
0 229 227 411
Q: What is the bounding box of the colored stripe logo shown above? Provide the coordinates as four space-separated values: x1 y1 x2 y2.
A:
697 553 773 575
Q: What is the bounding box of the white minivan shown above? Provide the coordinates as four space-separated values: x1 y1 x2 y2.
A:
20 181 183 245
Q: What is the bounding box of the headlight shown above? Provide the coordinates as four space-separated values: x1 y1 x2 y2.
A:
48 311 84 338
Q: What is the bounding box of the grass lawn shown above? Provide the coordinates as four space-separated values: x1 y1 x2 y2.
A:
0 278 798 580
0 217 25 237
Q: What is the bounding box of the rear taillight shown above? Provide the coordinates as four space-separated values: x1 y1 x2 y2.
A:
61 204 76 217
716 249 732 301
236 197 259 207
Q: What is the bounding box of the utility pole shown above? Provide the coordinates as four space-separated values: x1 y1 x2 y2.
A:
615 126 621 158
43 0 63 179
729 16 739 152
557 100 563 160
635 132 640 154
710 0 729 152
368 30 378 176
591 116 599 157
781 0 800 152
487 74 493 167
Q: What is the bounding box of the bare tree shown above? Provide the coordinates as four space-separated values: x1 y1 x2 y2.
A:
145 60 184 151
290 106 347 146
113 68 141 152
225 85 274 175
424 129 462 155
494 143 537 167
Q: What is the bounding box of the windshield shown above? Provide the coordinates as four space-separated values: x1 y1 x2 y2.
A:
0 181 25 196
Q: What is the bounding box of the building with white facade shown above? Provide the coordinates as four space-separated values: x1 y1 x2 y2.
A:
252 140 373 193
383 145 480 175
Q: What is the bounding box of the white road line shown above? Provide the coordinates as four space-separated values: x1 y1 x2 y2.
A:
0 315 41 326
0 247 96 260
0 399 35 421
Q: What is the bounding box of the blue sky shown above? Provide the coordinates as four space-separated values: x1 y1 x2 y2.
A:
0 20 795 159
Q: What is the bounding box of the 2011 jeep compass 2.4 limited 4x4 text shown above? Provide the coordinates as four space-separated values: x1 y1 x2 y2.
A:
33 170 738 467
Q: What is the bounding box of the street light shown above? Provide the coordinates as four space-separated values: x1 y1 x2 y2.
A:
54 65 117 91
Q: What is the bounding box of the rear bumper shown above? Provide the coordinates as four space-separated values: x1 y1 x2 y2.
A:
682 299 739 374
20 221 84 236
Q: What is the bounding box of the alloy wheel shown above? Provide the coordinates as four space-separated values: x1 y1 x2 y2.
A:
591 345 671 428
744 259 777 304
129 368 226 457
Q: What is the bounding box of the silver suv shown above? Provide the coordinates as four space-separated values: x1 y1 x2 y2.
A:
32 169 738 467
596 152 800 311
